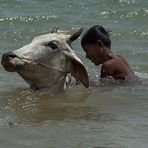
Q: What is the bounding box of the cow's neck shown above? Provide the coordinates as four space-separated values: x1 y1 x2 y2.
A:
18 72 67 93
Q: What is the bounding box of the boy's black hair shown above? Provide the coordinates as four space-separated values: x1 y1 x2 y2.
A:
81 25 111 48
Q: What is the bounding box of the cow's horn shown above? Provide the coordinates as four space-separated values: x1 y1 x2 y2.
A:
51 27 58 33
69 28 83 42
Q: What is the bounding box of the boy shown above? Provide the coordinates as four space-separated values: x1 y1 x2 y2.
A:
81 25 136 82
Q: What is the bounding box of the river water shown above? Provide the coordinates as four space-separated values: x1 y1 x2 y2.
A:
0 0 148 147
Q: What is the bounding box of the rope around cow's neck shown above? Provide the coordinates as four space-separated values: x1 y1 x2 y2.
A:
15 55 70 89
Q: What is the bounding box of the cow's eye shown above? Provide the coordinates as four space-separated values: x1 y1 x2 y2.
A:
45 41 58 50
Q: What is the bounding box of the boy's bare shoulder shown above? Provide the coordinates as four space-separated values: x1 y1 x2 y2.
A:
101 55 127 72
104 55 127 66
101 59 115 75
102 56 119 67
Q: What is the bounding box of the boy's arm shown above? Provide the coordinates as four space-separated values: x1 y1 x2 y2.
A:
101 63 113 78
114 73 126 80
100 63 115 81
100 63 126 81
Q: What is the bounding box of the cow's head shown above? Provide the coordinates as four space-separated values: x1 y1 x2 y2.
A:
1 27 89 91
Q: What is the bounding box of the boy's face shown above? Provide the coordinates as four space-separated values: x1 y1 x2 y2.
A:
83 42 108 65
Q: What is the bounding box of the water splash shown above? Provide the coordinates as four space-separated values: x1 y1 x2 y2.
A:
135 71 148 79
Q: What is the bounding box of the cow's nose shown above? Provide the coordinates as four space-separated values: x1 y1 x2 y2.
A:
2 52 17 59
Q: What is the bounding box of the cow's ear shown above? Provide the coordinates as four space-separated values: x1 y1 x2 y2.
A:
64 51 89 88
69 58 89 88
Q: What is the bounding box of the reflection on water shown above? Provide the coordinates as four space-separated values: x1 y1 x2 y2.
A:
0 80 148 148
1 76 148 127
1 70 146 128
0 86 115 126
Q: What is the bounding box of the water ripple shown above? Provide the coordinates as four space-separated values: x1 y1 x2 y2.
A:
0 15 60 23
119 0 137 5
96 8 148 19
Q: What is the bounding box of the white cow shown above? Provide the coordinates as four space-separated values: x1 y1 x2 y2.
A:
1 27 89 93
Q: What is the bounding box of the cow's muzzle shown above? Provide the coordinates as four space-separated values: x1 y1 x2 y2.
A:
1 52 23 72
